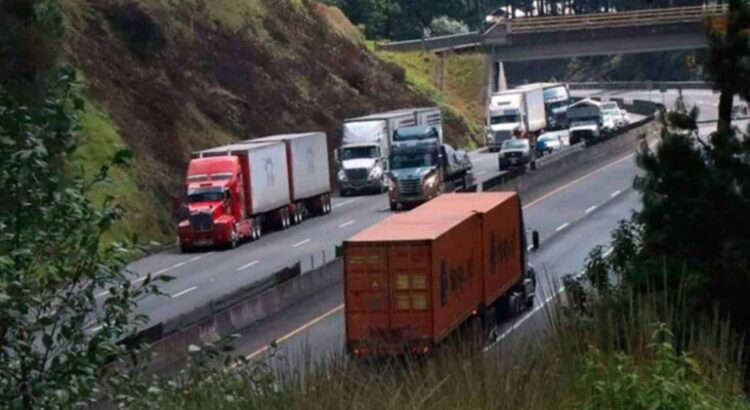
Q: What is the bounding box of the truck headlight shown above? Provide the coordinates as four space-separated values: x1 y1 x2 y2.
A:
337 170 347 181
424 174 438 190
369 166 382 180
386 176 396 191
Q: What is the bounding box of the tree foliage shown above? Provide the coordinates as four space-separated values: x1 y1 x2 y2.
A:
0 68 162 409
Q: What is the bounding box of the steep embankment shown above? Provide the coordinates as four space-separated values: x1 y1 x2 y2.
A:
51 0 474 243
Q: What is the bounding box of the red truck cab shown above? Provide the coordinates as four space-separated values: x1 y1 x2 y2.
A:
178 156 248 251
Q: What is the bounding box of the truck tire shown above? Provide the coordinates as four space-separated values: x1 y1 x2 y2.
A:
251 219 262 241
323 194 332 214
281 207 290 230
180 244 193 253
227 228 238 249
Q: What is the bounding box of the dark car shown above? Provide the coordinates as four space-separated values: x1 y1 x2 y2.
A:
498 138 532 171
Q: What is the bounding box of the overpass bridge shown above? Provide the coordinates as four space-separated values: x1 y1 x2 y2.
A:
377 5 727 92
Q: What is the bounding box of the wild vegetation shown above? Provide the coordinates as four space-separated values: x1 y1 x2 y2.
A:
1 0 482 245
2 0 750 409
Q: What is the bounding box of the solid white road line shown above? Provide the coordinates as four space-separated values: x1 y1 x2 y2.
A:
237 260 259 271
611 190 622 198
173 262 186 269
171 286 198 299
555 222 570 232
292 239 311 248
339 220 356 229
585 205 598 214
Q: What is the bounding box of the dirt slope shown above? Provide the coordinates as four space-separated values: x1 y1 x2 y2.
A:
58 0 472 242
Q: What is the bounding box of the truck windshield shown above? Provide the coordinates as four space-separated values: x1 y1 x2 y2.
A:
548 100 569 111
390 151 437 170
490 114 519 124
188 188 225 203
343 146 378 160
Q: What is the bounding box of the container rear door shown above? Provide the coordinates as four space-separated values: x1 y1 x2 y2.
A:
289 133 330 201
345 245 391 347
248 143 290 214
388 244 433 347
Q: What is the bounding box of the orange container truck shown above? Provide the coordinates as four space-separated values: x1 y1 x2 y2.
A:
344 192 536 357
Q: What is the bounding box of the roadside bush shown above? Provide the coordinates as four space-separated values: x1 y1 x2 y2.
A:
0 68 164 409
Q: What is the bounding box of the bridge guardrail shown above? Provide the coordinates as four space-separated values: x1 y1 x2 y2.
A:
378 5 725 52
510 4 725 34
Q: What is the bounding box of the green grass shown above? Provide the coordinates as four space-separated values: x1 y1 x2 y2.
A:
70 99 173 246
137 280 750 410
376 50 486 148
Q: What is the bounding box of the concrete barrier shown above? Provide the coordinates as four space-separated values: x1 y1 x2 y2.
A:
567 81 712 90
487 121 658 196
139 99 664 375
146 259 343 374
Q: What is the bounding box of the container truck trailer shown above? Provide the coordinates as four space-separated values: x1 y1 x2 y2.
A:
246 132 332 224
344 192 536 357
178 134 332 252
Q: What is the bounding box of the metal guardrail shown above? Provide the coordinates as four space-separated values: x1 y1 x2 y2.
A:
567 81 713 90
378 5 726 52
375 32 481 53
509 4 726 34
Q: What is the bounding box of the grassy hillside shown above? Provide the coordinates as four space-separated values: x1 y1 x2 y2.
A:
375 48 486 149
22 0 476 244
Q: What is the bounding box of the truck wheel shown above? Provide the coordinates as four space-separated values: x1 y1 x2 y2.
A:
296 203 305 223
180 244 192 253
251 219 262 241
323 194 332 214
228 228 238 249
281 207 291 230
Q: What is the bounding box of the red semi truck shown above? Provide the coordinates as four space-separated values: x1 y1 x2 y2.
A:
344 192 536 356
178 133 331 252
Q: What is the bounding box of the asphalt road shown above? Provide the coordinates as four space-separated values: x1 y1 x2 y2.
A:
110 88 718 332
231 155 644 368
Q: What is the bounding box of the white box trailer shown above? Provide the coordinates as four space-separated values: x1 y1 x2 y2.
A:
247 132 332 218
194 142 291 215
415 107 443 142
342 108 420 156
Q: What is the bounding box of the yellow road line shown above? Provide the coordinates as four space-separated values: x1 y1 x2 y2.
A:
243 149 640 362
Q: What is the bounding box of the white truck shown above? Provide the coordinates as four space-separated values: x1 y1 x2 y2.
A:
247 132 332 223
337 107 442 196
518 82 571 130
567 99 603 145
486 87 546 152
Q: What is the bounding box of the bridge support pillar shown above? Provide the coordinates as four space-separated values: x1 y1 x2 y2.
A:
485 48 507 103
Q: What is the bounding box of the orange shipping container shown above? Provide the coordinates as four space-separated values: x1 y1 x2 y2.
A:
344 212 483 355
411 193 526 307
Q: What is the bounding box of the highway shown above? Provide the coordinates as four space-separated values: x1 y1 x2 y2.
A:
205 88 732 369
231 155 644 367
112 88 720 335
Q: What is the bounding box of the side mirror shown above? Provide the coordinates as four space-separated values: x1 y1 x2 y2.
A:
532 230 540 251
334 149 340 164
